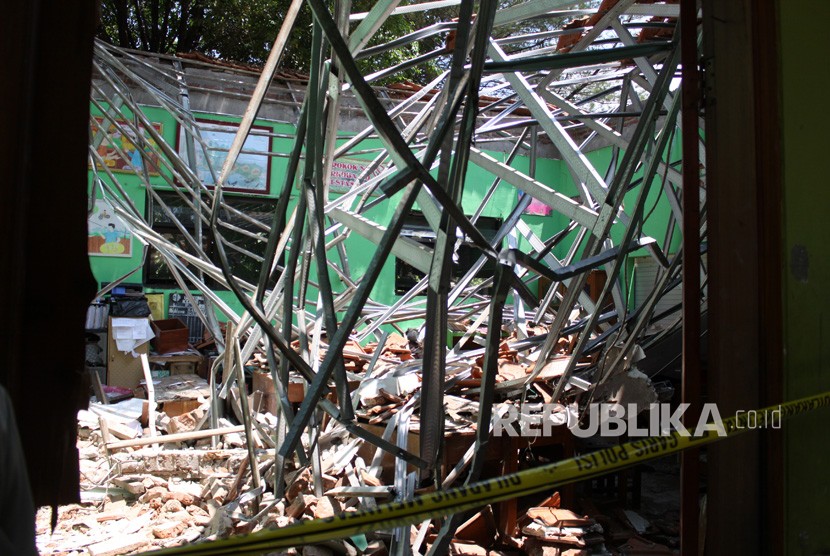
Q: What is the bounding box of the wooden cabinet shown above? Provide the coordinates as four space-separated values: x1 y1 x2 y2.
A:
106 317 150 389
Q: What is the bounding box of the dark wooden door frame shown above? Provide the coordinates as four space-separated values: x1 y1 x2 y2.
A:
701 0 784 553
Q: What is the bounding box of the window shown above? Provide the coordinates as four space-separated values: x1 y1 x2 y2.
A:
145 191 277 288
394 212 502 295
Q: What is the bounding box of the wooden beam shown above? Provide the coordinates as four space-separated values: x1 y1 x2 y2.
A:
106 425 246 450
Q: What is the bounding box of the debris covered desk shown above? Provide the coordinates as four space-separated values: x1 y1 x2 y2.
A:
147 352 205 378
136 373 210 417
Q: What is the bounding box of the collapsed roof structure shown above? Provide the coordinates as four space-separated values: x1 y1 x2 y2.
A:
84 0 703 552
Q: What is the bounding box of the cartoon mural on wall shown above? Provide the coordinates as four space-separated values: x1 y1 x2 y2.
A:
179 119 271 193
88 198 133 257
92 117 163 175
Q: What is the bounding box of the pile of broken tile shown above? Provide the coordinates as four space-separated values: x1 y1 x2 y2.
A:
37 408 393 555
37 325 676 555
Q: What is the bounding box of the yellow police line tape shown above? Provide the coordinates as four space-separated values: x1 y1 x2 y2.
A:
151 391 830 555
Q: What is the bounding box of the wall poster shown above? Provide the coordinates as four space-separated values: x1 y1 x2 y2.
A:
178 119 272 194
88 198 133 257
91 117 163 175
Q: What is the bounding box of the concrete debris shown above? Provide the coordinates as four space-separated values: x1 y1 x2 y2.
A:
593 369 659 413
42 316 682 554
86 533 150 556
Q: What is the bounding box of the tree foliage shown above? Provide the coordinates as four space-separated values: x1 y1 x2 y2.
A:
97 0 450 82
97 0 601 84
97 0 310 65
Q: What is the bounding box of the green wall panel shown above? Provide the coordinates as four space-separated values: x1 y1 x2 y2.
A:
88 105 680 337
779 1 830 553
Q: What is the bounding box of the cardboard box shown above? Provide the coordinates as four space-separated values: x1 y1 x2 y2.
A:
151 318 189 354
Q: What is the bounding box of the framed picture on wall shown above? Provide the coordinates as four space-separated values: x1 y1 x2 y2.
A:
90 116 164 176
88 198 133 257
177 119 272 194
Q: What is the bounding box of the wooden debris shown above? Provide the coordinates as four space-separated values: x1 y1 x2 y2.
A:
105 425 247 451
98 415 140 440
455 506 497 547
526 508 595 528
86 533 149 556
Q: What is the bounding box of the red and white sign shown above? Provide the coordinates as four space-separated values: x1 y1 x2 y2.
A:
329 159 382 193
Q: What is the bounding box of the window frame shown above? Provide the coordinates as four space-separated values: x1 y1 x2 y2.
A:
394 212 503 295
144 191 278 289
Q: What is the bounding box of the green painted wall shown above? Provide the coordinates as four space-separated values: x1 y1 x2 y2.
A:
88 104 679 335
778 1 830 553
